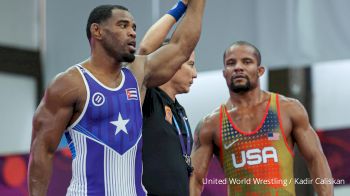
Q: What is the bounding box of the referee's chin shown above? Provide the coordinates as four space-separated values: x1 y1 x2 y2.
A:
179 88 190 95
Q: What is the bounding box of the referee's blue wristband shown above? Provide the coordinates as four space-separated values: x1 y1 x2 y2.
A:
167 1 187 22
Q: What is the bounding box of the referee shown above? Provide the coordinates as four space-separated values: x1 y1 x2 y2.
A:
142 83 196 196
137 1 199 195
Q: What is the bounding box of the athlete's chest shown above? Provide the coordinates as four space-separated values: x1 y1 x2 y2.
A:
229 106 267 133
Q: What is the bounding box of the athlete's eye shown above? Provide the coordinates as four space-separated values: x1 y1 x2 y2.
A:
226 60 236 66
119 23 127 28
242 58 253 65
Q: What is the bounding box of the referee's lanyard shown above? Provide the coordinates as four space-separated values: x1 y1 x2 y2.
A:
172 111 191 157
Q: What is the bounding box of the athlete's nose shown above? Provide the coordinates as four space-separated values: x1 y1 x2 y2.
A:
129 28 136 38
234 62 244 72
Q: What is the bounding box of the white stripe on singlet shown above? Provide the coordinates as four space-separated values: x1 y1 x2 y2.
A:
66 131 87 196
66 128 142 196
104 140 138 196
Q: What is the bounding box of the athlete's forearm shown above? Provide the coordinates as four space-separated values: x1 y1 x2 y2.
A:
307 154 334 196
138 15 176 55
138 1 188 55
28 143 54 196
190 175 203 196
170 0 206 57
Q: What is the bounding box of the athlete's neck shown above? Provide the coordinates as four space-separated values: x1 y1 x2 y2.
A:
229 87 267 107
87 53 123 78
81 56 123 89
89 43 123 75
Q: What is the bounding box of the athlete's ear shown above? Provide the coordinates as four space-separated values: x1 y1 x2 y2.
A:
222 68 227 78
258 66 265 77
91 23 102 40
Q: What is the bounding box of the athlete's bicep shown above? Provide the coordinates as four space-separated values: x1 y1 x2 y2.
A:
290 100 323 161
31 73 78 154
143 44 187 87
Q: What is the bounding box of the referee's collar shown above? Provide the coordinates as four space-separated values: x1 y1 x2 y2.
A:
154 87 183 111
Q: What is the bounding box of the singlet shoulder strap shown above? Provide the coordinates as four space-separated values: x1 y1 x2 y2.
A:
219 103 226 163
75 64 84 70
269 92 278 112
219 104 227 124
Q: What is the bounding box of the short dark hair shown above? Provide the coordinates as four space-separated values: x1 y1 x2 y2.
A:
86 5 128 43
223 41 261 66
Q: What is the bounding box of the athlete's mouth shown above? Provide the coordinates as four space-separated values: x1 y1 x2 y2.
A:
233 74 247 80
128 41 136 48
127 41 136 52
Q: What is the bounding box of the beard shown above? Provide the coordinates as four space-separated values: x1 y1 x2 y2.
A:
121 52 135 63
103 42 136 63
229 76 251 93
101 35 136 63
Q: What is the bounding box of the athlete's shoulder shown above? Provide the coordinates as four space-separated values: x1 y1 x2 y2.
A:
204 104 221 121
277 94 304 110
45 65 84 104
197 105 222 133
52 65 82 88
276 93 309 122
